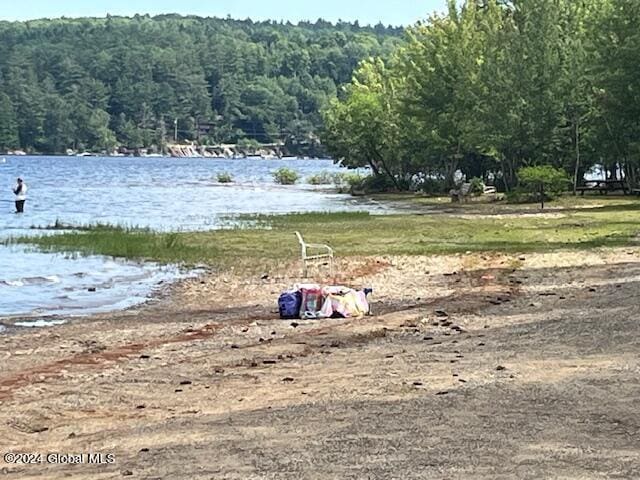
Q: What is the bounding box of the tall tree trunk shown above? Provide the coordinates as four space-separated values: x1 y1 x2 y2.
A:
572 116 580 195
630 163 638 188
445 141 462 189
501 157 516 192
367 159 381 176
372 150 401 190
445 158 458 189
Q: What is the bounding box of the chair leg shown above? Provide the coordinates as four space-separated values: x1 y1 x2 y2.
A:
303 260 307 278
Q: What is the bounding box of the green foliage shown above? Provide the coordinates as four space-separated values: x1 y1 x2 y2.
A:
361 173 398 193
217 172 233 183
273 167 299 185
9 199 640 268
343 172 367 188
321 0 635 191
0 93 19 151
518 165 571 198
469 177 485 195
331 171 369 193
399 1 495 187
420 177 448 195
505 187 540 204
237 138 261 150
163 232 182 249
330 171 397 194
306 171 335 185
322 57 403 189
0 16 401 154
592 0 640 186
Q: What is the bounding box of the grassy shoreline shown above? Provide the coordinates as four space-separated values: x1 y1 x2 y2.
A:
4 196 640 271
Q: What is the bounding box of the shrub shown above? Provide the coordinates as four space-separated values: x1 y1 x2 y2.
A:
307 171 335 185
273 167 299 185
333 172 402 194
361 173 397 192
237 138 261 150
342 172 366 188
345 173 369 194
518 165 570 198
469 177 485 195
217 172 233 183
509 165 571 207
332 172 365 193
420 177 448 195
505 187 538 204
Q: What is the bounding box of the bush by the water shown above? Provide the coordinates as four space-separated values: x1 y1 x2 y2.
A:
361 174 398 192
237 138 261 150
333 172 402 195
273 167 299 185
306 171 335 185
217 172 233 183
332 172 366 193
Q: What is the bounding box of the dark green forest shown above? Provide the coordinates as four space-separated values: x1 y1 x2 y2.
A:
324 0 640 192
0 15 402 154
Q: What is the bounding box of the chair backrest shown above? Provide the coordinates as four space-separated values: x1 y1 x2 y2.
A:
295 231 306 256
460 183 472 195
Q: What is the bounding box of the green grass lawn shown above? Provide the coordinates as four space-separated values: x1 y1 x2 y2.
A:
374 192 640 211
5 196 640 271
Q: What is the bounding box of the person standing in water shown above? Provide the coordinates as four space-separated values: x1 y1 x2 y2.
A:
13 177 27 213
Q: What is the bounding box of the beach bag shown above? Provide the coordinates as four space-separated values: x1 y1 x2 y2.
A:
300 287 325 319
278 291 302 319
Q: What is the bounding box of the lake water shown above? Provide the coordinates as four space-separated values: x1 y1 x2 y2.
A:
0 156 382 321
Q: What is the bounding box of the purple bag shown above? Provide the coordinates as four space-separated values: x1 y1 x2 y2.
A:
278 291 302 319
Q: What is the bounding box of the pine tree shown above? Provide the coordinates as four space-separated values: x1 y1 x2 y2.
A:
0 92 18 151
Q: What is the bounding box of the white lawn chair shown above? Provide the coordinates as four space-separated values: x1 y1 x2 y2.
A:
295 231 334 277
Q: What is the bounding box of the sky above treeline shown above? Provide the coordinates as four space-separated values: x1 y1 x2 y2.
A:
0 0 447 26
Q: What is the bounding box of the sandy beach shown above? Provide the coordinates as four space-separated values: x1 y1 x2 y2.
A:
1 249 639 479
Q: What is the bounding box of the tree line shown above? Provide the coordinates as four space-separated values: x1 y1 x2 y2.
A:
323 0 640 192
0 15 402 154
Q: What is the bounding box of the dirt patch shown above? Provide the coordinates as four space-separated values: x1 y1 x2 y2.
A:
1 249 639 479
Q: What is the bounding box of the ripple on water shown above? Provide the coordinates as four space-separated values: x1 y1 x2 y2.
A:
14 319 68 328
0 244 189 318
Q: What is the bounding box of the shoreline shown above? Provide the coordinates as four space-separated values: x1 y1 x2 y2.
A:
3 195 640 323
0 270 194 331
1 153 329 160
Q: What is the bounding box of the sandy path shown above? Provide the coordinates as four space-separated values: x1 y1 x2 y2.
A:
1 249 639 479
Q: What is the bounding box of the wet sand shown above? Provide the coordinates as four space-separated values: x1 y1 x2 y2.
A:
1 249 639 479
